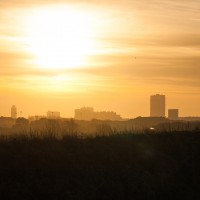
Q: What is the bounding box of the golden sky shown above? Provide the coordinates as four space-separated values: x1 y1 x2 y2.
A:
0 0 200 118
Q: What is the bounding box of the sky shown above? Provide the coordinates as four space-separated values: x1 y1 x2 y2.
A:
0 0 200 118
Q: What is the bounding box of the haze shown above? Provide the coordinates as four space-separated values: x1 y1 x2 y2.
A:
0 0 200 118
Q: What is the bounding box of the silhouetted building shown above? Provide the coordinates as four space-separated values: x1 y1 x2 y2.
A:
150 94 165 117
11 105 17 119
28 115 46 122
74 107 122 121
47 111 60 119
0 117 16 128
168 109 179 120
94 111 122 121
75 107 94 121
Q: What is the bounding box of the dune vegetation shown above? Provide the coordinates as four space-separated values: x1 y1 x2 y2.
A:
0 131 199 199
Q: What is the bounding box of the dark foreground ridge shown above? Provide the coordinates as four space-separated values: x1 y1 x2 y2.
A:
0 132 200 199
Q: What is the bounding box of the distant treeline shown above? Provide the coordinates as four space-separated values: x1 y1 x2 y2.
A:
1 116 200 136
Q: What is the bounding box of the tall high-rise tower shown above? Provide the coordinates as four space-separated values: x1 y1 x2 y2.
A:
11 105 17 119
150 94 165 117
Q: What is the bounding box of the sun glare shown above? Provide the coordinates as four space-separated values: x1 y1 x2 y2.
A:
25 7 97 69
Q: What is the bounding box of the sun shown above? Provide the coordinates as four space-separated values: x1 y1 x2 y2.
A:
25 6 96 69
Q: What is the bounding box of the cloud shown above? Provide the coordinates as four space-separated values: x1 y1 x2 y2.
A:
1 0 200 93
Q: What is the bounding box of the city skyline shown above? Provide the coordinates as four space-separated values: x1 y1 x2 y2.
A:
1 0 200 118
3 93 199 119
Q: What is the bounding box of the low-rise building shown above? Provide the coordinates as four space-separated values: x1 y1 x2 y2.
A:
74 107 122 121
168 109 179 120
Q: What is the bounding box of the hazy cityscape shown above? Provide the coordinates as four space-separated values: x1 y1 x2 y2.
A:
1 94 200 136
5 94 200 121
1 0 200 199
